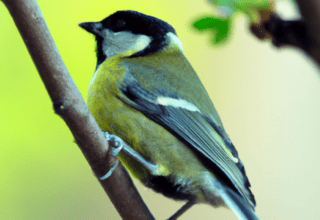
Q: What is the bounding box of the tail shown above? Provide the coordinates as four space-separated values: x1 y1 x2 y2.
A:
213 179 259 220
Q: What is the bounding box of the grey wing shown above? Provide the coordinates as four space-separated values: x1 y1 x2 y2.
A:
117 76 256 209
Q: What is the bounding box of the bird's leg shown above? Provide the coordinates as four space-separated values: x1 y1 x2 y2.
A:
167 199 196 220
104 132 160 176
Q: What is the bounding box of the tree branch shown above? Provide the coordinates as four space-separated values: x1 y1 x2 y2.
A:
1 0 153 219
295 0 320 67
250 0 320 69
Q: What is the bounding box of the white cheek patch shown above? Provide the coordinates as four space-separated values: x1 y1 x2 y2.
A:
102 30 151 59
166 32 184 52
156 97 201 113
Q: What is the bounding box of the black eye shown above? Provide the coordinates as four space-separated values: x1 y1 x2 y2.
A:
114 19 126 29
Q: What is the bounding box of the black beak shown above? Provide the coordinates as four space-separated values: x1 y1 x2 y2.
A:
78 22 100 35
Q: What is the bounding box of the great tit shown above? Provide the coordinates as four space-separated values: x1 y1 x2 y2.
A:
79 10 257 220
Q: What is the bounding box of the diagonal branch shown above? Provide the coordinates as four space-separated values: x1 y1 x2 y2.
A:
1 0 153 219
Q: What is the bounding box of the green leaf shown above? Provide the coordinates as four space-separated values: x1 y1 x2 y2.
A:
194 0 272 45
193 17 226 31
208 0 232 7
208 0 270 9
193 17 230 44
215 21 230 43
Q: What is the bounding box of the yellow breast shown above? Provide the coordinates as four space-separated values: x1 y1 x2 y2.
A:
87 55 207 184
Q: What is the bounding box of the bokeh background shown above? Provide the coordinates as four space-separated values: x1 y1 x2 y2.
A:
1 0 320 219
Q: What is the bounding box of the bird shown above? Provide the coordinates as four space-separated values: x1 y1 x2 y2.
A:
79 10 257 220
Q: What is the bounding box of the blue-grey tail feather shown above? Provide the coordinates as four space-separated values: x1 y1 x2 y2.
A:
213 180 259 220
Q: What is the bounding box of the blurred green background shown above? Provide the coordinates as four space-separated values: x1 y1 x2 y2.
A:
1 0 320 219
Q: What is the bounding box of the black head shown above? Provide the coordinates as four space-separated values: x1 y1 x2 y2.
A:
100 10 176 37
79 11 178 67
